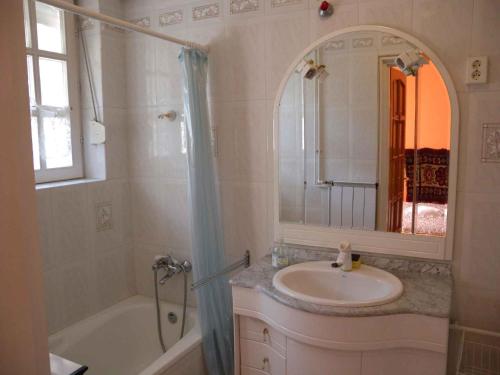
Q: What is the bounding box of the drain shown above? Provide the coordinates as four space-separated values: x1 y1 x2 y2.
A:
167 312 178 324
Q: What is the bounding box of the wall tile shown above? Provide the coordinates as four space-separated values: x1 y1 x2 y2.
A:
358 0 413 32
130 179 167 246
155 29 186 105
412 0 474 92
309 3 359 41
265 11 310 99
460 91 500 193
309 0 358 6
229 0 260 15
128 108 158 178
267 0 308 15
94 249 130 309
60 262 96 327
185 24 226 100
103 108 129 180
222 18 267 100
87 179 129 253
125 33 157 108
220 181 269 261
455 285 500 332
101 30 126 109
51 185 90 267
190 1 223 23
456 192 500 291
36 189 55 270
470 0 500 91
153 106 189 180
216 100 269 182
43 269 63 334
162 181 192 250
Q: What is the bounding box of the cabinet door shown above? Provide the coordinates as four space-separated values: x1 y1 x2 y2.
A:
286 339 362 375
361 348 446 375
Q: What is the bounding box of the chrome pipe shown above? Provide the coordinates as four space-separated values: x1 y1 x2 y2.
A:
191 250 250 291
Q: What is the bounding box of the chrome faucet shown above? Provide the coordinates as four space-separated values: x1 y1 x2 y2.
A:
152 255 192 284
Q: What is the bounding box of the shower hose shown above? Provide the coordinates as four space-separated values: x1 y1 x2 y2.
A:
153 268 188 353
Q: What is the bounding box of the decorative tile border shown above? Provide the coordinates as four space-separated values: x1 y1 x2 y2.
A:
381 35 406 46
192 3 220 21
323 40 345 51
271 0 302 7
352 37 374 48
101 23 126 33
128 16 151 28
481 123 500 163
159 10 183 26
229 0 259 14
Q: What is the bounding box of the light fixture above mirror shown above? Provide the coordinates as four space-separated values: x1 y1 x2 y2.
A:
273 26 459 260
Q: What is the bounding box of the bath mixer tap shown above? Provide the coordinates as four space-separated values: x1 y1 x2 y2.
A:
152 255 192 285
152 255 192 350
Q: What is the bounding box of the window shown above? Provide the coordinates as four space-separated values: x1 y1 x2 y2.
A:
24 0 83 183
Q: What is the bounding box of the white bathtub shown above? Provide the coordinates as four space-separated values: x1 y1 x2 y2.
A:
49 295 206 375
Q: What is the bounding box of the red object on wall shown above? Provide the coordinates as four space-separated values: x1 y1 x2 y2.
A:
320 1 330 11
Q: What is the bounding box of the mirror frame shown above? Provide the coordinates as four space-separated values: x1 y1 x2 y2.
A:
273 25 459 260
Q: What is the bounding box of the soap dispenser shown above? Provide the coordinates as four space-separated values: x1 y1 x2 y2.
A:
337 241 352 272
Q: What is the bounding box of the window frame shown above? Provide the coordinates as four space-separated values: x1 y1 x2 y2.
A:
25 0 83 184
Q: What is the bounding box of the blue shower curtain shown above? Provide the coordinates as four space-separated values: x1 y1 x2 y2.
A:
179 48 234 375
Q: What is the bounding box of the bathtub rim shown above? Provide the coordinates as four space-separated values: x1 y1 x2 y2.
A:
48 295 202 375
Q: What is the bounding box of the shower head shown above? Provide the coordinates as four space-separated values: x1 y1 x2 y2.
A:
395 49 429 76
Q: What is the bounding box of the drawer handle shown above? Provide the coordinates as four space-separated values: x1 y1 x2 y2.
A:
262 328 269 342
261 357 269 371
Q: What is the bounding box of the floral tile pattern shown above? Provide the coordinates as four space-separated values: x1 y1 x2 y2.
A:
271 0 302 7
481 123 500 163
159 10 184 27
229 0 259 14
192 4 220 21
128 17 151 28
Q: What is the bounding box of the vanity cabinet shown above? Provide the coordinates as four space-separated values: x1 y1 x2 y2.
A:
233 286 448 375
236 313 446 375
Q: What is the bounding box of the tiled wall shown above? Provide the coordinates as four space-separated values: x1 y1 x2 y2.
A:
122 0 500 332
37 0 135 334
37 180 134 334
37 0 499 335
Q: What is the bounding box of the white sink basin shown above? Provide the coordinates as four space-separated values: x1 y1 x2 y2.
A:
272 261 403 307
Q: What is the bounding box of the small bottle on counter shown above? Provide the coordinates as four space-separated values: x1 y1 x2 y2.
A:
272 241 289 269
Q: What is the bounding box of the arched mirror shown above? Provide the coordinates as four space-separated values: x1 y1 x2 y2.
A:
274 26 459 260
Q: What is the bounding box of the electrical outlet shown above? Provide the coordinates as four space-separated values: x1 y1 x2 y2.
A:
466 56 488 84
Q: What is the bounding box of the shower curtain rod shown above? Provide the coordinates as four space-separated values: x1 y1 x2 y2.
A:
37 0 209 53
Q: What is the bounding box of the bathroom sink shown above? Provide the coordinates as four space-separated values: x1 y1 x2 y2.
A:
272 261 403 307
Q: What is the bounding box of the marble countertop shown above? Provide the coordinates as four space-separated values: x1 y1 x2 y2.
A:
230 248 453 318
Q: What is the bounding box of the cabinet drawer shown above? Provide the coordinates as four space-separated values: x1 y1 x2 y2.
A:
286 339 361 375
241 366 269 375
240 316 286 355
240 339 286 375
